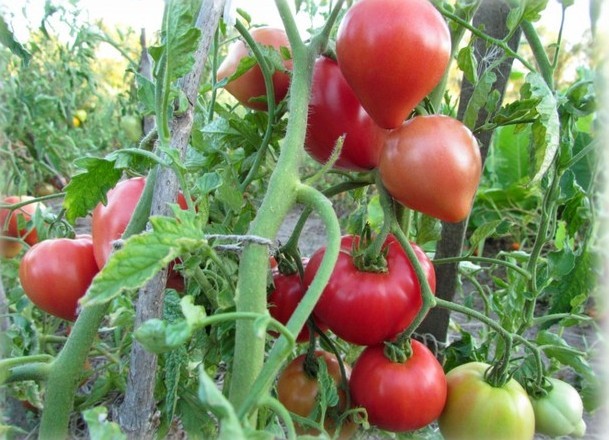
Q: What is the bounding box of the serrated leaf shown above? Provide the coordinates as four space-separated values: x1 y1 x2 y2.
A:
0 16 31 64
165 2 202 82
463 70 497 129
83 406 127 440
416 214 441 245
136 74 156 116
522 73 560 183
198 367 245 440
62 157 122 223
197 172 223 194
80 216 204 307
217 168 243 212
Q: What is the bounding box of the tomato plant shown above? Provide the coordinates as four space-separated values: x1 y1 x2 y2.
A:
18 235 100 321
379 115 482 222
438 362 535 440
276 350 356 438
303 234 435 346
268 263 327 342
529 378 586 438
349 341 446 432
336 0 451 129
305 56 386 170
217 26 292 111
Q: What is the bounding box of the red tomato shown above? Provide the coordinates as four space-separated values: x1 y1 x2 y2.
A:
268 265 327 343
336 0 451 129
19 235 99 321
305 57 387 170
303 235 435 346
439 362 535 440
0 196 45 256
217 27 292 111
91 177 189 268
379 115 482 223
349 341 447 432
276 350 356 438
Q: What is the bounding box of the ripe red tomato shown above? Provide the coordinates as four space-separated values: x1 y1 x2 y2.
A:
276 350 356 438
349 341 447 432
379 115 482 223
336 0 451 129
438 362 535 440
1 196 45 257
305 56 387 170
268 264 327 343
217 27 292 111
303 235 435 346
91 177 188 268
19 235 99 321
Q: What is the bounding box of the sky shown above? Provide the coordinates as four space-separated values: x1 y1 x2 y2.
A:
1 0 600 45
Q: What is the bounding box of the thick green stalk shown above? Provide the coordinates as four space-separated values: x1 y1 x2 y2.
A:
38 172 157 439
227 14 315 410
237 184 341 419
521 20 554 90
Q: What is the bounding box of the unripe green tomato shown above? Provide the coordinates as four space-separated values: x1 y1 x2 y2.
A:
439 362 535 440
120 115 143 142
529 378 586 438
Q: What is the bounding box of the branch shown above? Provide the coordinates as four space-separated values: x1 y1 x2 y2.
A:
118 2 226 438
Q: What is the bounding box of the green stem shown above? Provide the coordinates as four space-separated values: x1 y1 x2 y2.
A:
438 4 535 72
258 396 297 440
2 362 52 384
227 4 315 410
520 163 561 333
533 313 592 326
434 255 532 279
434 297 513 387
38 172 157 439
234 20 277 191
208 27 220 123
521 20 554 89
362 172 393 262
236 184 341 420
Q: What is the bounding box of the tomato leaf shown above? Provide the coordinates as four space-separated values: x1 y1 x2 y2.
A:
457 45 478 84
197 367 245 439
463 70 497 130
0 16 31 65
62 157 122 224
521 72 560 183
83 406 127 440
150 1 202 84
81 214 204 307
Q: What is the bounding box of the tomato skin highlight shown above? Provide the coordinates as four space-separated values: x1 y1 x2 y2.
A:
438 362 535 440
336 0 451 129
529 378 586 438
349 341 447 432
217 27 292 111
379 115 482 223
303 234 435 346
19 235 99 321
276 351 356 438
305 56 386 170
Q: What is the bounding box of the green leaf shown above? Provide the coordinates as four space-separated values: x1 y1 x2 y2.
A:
81 216 204 307
197 172 223 195
217 168 243 212
165 1 202 83
468 220 504 248
366 195 384 233
135 74 156 116
545 247 596 319
0 16 31 64
62 157 122 223
463 70 497 129
521 72 560 183
415 214 441 245
457 45 478 84
547 246 576 278
83 406 127 440
198 367 245 440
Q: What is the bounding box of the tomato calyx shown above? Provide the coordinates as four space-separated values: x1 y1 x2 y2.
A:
383 338 413 364
351 225 389 273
